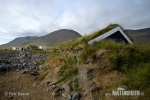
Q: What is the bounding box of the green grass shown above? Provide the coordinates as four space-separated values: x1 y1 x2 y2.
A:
80 40 150 91
39 71 49 81
39 24 150 99
56 24 150 92
70 77 79 91
124 63 150 90
29 49 48 54
59 65 78 81
58 56 78 81
0 49 19 53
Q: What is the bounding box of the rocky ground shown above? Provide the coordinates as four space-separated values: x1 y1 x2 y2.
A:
0 51 48 73
0 51 81 100
0 51 54 100
0 71 55 100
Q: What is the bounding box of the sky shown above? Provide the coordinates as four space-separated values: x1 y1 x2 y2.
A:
0 0 150 45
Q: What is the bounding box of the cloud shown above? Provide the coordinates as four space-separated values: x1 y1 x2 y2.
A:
0 0 150 45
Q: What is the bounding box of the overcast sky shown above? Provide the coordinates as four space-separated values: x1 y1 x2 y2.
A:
0 0 150 45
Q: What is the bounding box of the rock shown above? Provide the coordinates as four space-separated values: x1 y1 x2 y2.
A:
2 63 10 67
53 87 61 93
51 92 59 97
87 75 93 80
22 63 26 66
30 71 39 76
0 66 7 72
64 84 72 93
62 93 68 98
22 53 28 57
21 70 26 74
90 86 100 92
46 80 51 85
20 59 25 63
83 86 101 96
8 95 13 100
16 76 21 79
72 92 80 100
0 52 49 73
62 92 72 100
50 85 56 90
68 94 72 100
46 88 50 92
33 82 38 88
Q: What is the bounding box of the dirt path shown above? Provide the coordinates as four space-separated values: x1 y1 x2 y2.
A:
0 71 55 100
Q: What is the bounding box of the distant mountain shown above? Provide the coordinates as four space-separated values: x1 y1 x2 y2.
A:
0 36 38 48
20 29 82 47
126 28 150 44
0 29 82 49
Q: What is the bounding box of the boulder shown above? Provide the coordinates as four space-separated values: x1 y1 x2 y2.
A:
0 66 7 72
53 87 61 93
68 94 72 100
62 93 68 98
30 71 39 76
64 84 72 93
46 80 51 85
72 92 80 100
50 85 56 90
51 92 59 97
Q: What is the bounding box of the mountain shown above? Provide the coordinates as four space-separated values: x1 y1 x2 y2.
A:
0 36 38 48
0 29 82 49
126 28 150 44
20 29 82 46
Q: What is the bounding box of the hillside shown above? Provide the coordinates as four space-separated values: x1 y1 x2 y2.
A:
0 29 82 49
39 24 150 99
0 36 38 49
21 29 82 47
126 28 150 44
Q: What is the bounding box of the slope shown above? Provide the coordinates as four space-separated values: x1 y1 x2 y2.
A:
20 29 82 47
0 36 37 49
0 29 82 49
39 24 150 99
126 28 150 44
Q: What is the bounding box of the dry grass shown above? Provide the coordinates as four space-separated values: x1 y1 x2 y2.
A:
46 56 65 68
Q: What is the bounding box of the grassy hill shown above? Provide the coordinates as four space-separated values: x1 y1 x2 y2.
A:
38 24 150 99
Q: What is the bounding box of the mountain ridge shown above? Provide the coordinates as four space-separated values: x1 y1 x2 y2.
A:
0 29 82 49
126 28 150 44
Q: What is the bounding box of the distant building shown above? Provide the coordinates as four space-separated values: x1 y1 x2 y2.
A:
26 45 38 50
88 26 133 45
12 47 21 50
38 46 47 50
12 47 16 50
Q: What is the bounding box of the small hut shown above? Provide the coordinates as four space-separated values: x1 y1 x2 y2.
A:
26 45 38 50
88 26 133 45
